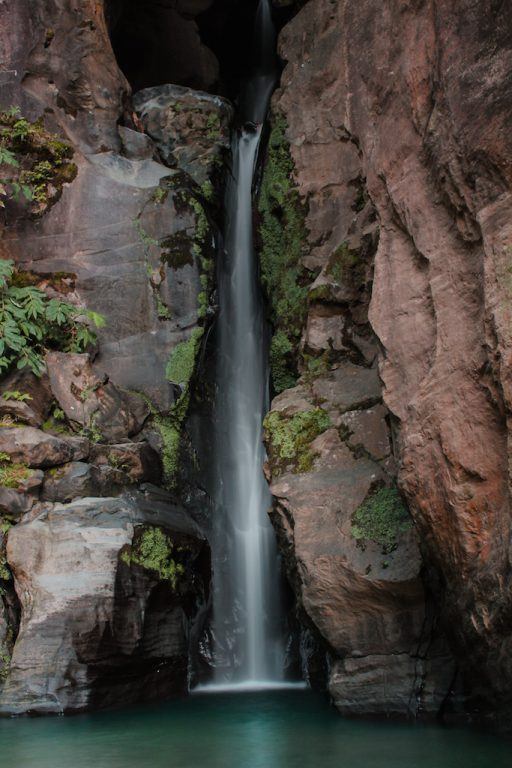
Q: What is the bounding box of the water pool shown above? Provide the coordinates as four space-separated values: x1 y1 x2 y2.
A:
0 690 510 768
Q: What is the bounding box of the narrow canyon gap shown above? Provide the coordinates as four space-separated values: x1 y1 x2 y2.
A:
210 0 285 685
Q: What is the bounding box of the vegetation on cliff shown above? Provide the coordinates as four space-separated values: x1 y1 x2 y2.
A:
257 114 311 394
0 107 77 215
121 526 185 589
263 407 330 474
0 260 104 376
351 487 412 553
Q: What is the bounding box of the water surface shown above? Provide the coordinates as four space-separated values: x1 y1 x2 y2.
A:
0 690 509 768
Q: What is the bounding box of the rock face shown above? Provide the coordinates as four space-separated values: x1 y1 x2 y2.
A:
0 495 209 715
264 0 512 724
0 0 225 713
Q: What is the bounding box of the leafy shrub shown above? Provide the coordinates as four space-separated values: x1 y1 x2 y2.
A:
0 259 105 376
351 487 412 553
0 106 77 214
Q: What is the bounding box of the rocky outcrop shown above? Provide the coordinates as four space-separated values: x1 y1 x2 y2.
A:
264 0 512 723
0 495 209 715
134 84 233 188
0 0 228 712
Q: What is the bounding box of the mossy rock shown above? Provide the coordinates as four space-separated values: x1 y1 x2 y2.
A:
121 526 186 590
351 487 412 554
264 407 331 475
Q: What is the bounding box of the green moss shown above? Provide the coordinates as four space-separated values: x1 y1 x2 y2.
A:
351 487 412 554
200 179 214 201
156 296 171 320
302 352 330 383
121 526 185 589
258 114 311 392
166 328 204 385
264 407 331 475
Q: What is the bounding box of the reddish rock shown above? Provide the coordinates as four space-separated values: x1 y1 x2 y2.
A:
273 0 512 720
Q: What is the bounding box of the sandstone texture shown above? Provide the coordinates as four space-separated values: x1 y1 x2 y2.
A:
262 0 512 723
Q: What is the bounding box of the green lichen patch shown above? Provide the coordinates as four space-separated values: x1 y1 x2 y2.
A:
121 526 185 589
257 113 312 394
263 407 331 475
0 106 77 215
351 487 412 554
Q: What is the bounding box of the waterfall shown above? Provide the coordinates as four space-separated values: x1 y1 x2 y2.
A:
209 0 283 685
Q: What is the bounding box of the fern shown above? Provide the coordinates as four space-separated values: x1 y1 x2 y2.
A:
0 260 105 376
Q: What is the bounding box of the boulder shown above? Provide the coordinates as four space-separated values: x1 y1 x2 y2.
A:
0 427 87 469
41 463 95 504
0 370 53 428
134 84 233 187
0 495 209 715
46 353 150 442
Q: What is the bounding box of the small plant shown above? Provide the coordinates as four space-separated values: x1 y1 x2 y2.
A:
156 296 171 320
0 259 105 376
205 112 221 140
151 186 167 204
351 487 412 553
121 526 185 589
2 390 32 402
0 106 77 213
53 406 65 421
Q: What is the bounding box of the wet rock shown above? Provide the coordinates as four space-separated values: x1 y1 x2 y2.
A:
134 84 233 186
311 363 381 413
0 495 209 715
46 352 150 442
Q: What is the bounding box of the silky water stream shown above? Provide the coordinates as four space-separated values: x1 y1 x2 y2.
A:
207 0 284 685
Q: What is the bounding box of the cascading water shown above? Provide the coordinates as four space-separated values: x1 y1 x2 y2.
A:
209 0 284 686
